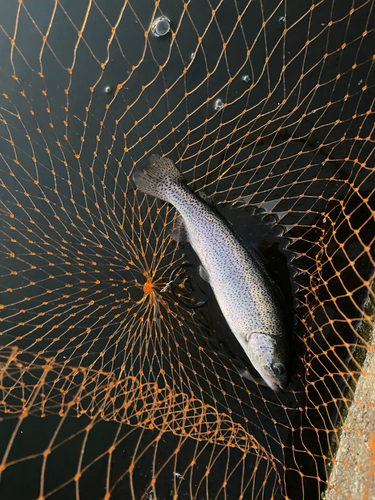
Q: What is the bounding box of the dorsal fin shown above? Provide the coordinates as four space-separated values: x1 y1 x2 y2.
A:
197 189 214 206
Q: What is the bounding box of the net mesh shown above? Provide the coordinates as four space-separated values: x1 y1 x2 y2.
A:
0 0 374 499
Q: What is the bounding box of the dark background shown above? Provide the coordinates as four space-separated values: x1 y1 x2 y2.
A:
0 1 374 499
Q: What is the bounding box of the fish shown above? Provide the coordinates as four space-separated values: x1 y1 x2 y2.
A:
133 154 290 391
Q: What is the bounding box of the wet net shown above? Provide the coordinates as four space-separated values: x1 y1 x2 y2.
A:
0 1 374 499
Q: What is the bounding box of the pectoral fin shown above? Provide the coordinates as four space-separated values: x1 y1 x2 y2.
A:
199 264 210 282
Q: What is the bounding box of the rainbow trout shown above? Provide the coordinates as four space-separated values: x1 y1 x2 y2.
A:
133 155 290 391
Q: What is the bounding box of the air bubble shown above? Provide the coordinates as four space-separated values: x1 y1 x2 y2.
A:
214 98 224 111
242 75 251 83
104 86 113 94
151 16 171 37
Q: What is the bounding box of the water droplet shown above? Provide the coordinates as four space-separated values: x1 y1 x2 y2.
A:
214 98 224 111
241 75 251 83
152 16 171 37
104 86 113 94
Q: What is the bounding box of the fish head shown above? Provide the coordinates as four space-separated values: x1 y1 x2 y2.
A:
245 332 289 392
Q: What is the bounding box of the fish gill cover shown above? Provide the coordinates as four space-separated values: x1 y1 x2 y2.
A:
0 0 374 499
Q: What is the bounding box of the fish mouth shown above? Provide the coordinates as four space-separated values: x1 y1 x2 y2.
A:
264 377 287 392
268 381 281 392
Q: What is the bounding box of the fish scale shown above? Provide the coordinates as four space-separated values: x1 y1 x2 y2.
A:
133 154 290 391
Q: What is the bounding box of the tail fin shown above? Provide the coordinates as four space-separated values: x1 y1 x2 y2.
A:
133 154 185 201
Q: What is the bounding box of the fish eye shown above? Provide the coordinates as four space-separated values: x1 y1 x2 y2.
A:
271 362 285 377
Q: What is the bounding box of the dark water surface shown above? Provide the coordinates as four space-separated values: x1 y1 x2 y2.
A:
0 0 374 499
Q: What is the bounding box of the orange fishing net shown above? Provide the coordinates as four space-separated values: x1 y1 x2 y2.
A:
0 1 374 499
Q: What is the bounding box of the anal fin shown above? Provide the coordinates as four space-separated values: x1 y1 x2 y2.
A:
170 218 188 243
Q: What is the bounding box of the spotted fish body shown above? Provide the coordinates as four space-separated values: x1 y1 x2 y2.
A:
133 155 290 391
